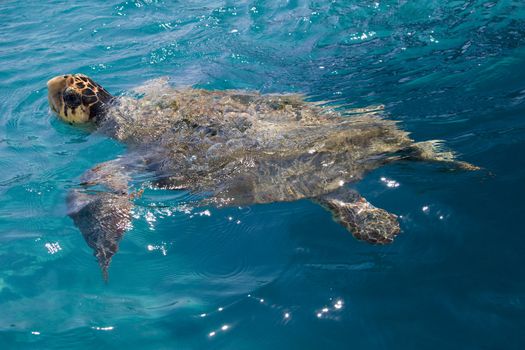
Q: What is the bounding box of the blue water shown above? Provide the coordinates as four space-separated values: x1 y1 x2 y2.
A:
1 0 525 348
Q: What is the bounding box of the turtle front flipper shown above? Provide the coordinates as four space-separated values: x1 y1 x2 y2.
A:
315 188 400 244
67 157 140 281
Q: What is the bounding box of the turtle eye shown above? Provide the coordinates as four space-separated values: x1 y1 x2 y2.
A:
63 88 81 107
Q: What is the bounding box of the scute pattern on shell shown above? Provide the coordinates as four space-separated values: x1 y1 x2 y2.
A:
98 79 413 204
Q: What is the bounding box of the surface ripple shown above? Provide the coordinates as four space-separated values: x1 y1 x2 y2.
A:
1 0 525 349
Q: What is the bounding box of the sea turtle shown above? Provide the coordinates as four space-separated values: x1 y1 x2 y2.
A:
47 73 477 279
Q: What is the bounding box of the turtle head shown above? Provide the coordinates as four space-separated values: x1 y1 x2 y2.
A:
47 74 114 124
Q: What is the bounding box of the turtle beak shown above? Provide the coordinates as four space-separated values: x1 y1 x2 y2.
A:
47 75 67 94
47 75 68 116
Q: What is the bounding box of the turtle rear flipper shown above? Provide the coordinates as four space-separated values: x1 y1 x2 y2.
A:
406 140 479 170
316 188 400 244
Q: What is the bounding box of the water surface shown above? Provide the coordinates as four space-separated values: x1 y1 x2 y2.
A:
1 0 524 348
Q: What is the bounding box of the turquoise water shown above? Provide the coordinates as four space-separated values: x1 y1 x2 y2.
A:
1 0 525 348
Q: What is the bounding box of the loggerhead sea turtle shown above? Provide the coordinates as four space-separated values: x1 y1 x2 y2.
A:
47 73 477 279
